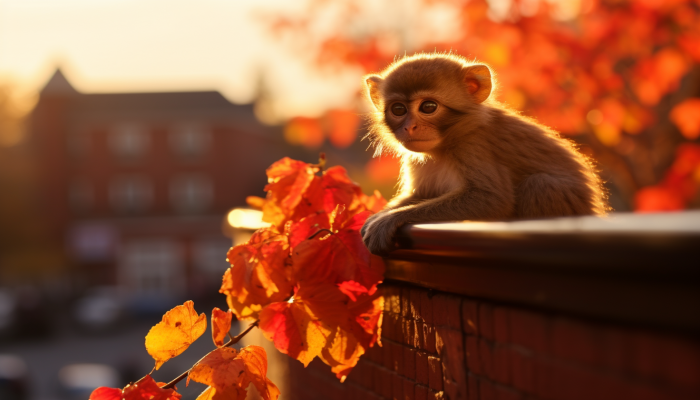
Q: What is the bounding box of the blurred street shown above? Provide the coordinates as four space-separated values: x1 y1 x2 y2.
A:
0 304 237 400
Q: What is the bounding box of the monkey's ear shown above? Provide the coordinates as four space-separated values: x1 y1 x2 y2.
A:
463 65 492 103
365 75 384 110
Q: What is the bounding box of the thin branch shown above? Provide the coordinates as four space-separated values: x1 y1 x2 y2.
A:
161 320 260 390
308 228 333 240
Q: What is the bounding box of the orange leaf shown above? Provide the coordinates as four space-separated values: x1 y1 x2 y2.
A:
258 300 332 366
634 186 685 212
319 328 364 382
188 346 279 400
211 307 233 347
90 375 181 400
670 98 700 140
237 346 281 400
220 228 292 320
145 301 207 370
262 158 324 228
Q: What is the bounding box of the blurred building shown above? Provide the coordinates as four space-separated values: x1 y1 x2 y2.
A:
28 69 293 310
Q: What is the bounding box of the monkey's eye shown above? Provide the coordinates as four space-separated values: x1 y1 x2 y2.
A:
391 103 407 116
420 101 438 114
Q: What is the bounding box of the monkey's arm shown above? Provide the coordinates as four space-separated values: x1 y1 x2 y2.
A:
362 186 514 254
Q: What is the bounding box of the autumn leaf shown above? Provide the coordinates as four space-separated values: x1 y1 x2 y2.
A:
258 300 332 366
145 301 207 370
211 307 233 347
292 207 385 289
319 328 364 382
220 228 293 320
188 346 279 400
90 375 181 400
670 98 700 140
261 157 324 228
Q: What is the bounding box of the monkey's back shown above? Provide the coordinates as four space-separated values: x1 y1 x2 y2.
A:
485 106 608 217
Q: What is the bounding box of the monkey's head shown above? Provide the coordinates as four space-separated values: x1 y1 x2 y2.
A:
364 53 493 155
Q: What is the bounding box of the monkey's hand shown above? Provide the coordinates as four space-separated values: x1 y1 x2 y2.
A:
361 210 405 255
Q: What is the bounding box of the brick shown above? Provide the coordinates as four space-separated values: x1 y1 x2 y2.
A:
416 351 430 386
367 342 383 365
509 347 535 394
420 291 435 324
493 344 511 385
384 313 401 343
468 373 479 400
551 317 604 367
602 327 632 373
404 347 417 380
402 287 414 319
392 340 405 375
509 309 548 352
479 378 497 400
446 295 462 330
423 323 437 354
380 369 393 399
383 285 401 315
373 366 389 395
403 376 416 400
428 356 443 392
479 339 494 380
415 385 429 400
495 386 523 400
478 303 495 340
433 294 449 326
436 327 467 400
465 336 481 375
356 360 374 390
462 299 479 336
412 319 425 349
410 288 424 322
383 341 397 370
493 307 510 343
403 318 416 347
393 373 404 400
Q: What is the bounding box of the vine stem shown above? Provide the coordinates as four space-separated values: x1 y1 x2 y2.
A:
308 228 333 240
161 319 260 390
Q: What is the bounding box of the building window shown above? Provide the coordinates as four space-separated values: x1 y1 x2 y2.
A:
109 124 149 160
118 239 185 298
168 125 210 159
169 174 213 213
68 179 93 212
109 176 153 213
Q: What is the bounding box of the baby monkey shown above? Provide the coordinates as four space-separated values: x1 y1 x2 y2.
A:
361 53 607 254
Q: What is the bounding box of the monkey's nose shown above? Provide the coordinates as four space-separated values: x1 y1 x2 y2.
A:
404 125 418 135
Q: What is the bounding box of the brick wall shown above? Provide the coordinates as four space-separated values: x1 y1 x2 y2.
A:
281 281 700 400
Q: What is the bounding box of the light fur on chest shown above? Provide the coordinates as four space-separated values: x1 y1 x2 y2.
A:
402 157 463 199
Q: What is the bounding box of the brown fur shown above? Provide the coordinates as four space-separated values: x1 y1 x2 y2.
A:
360 53 608 254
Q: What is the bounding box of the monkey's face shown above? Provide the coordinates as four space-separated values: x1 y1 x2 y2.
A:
384 98 444 153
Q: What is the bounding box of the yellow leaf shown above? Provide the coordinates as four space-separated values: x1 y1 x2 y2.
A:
145 301 207 370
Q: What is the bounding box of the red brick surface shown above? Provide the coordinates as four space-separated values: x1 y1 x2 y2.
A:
283 282 700 400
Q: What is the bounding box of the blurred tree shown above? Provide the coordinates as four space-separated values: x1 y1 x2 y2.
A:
262 0 700 212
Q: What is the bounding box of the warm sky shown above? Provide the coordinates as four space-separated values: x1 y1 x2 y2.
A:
0 0 367 121
0 0 565 121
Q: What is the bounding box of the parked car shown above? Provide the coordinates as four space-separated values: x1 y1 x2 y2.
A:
72 286 126 333
58 363 120 400
0 354 28 400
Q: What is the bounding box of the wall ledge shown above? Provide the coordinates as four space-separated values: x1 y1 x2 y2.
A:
384 211 700 332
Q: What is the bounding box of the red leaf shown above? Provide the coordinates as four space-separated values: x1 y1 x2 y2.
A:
292 208 384 289
90 375 181 400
